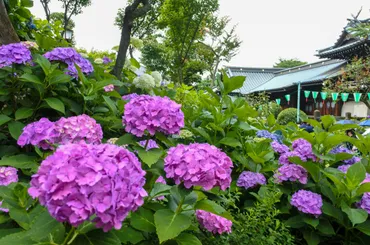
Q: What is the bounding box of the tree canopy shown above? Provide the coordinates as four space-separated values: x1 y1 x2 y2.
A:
273 58 307 68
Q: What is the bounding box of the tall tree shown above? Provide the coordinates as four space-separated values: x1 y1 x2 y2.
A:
50 12 75 30
40 0 51 21
112 0 152 80
58 0 91 35
0 0 20 44
198 16 242 85
273 58 307 68
158 0 219 84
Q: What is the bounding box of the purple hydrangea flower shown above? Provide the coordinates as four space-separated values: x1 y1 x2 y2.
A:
53 114 103 145
256 130 278 141
44 47 93 77
104 84 114 92
155 176 166 200
17 118 58 150
330 146 361 165
275 164 308 184
0 43 32 68
139 139 159 151
0 167 18 186
279 151 306 165
358 193 370 214
291 190 323 217
292 139 316 161
236 171 266 190
28 143 147 232
0 201 9 213
164 143 233 191
122 93 139 101
196 210 232 234
103 57 112 64
123 95 184 137
271 141 290 154
18 115 103 149
338 164 351 173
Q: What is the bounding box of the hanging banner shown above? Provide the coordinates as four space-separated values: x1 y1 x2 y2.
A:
304 91 311 102
331 92 339 101
320 92 328 106
341 93 349 103
312 91 319 102
276 98 281 105
354 93 362 103
285 94 291 105
368 93 370 101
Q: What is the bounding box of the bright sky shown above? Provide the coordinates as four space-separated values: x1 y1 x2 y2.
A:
31 0 370 68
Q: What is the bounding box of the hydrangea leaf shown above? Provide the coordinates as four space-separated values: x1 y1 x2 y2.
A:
346 162 366 189
44 98 65 114
356 220 370 236
303 230 320 245
218 137 241 148
150 183 172 199
15 107 34 121
176 233 202 245
71 230 121 245
130 207 156 232
113 226 144 244
341 201 368 226
0 115 11 127
194 200 232 220
284 215 305 228
137 148 163 167
20 74 43 85
154 209 191 243
317 219 335 235
8 121 25 140
102 95 118 115
357 183 370 196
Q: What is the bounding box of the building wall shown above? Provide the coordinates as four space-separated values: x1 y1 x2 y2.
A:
341 101 370 117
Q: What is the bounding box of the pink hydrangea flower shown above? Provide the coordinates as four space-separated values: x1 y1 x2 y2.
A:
123 95 184 137
275 164 308 184
164 143 233 190
0 167 18 186
28 143 147 232
358 193 370 214
139 139 159 151
196 210 232 234
104 84 114 92
0 43 32 68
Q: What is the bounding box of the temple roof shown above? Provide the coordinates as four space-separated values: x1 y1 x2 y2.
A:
316 18 370 60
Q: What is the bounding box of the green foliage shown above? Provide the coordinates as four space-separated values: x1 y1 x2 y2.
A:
273 58 307 68
277 108 307 125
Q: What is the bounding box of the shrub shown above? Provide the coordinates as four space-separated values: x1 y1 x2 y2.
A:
259 102 282 118
277 108 307 125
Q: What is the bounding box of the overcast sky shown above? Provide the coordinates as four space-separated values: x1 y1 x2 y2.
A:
31 0 370 68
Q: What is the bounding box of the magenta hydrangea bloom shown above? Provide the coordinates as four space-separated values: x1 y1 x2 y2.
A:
28 143 147 232
17 118 58 150
0 201 9 213
123 95 184 137
292 139 316 160
291 190 322 217
196 210 232 234
358 193 370 214
139 139 159 151
104 84 114 92
279 151 306 165
0 43 32 68
122 93 139 101
164 143 233 190
155 176 166 200
271 141 289 154
275 164 308 184
44 47 93 77
0 167 18 186
236 171 266 190
54 114 103 145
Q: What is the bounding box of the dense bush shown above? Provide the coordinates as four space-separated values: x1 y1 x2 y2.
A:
277 107 307 125
259 102 282 118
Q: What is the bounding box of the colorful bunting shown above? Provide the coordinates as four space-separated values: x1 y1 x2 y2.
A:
341 93 349 103
276 98 281 105
312 91 318 102
354 93 362 103
331 92 339 101
304 91 311 102
368 93 370 101
285 95 290 105
320 92 327 106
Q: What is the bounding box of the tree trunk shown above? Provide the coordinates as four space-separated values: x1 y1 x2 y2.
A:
112 12 133 80
0 0 20 45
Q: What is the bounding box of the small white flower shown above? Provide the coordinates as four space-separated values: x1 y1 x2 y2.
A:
94 58 103 64
133 74 155 90
151 71 162 87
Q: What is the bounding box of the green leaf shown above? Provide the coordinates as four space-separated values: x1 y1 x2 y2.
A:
0 228 23 238
28 209 63 242
303 217 319 228
357 183 370 196
150 183 172 199
341 201 368 226
267 114 276 127
8 121 25 140
49 73 71 85
222 71 245 94
21 0 33 7
71 230 121 245
176 233 202 245
317 220 335 235
194 199 232 220
218 137 241 148
115 134 134 146
113 226 144 244
15 107 34 120
346 162 366 188
44 98 65 114
321 115 336 130
322 202 343 223
303 230 320 245
0 231 34 245
130 58 141 68
154 209 191 243
136 148 163 167
35 54 51 75
130 207 156 232
0 154 37 170
0 115 11 126
20 74 43 85
284 215 305 228
103 95 118 115
356 220 370 235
